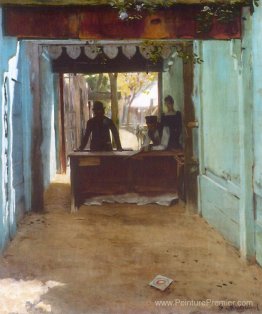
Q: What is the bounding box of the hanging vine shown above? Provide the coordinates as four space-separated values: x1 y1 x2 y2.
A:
108 0 259 29
140 40 204 65
109 0 175 21
196 4 240 33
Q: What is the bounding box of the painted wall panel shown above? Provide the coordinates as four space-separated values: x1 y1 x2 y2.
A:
193 39 242 252
162 56 184 150
162 56 184 113
10 72 25 222
253 5 262 200
256 214 262 266
40 51 57 189
201 40 240 186
200 175 240 248
20 42 33 213
0 8 21 249
252 4 262 265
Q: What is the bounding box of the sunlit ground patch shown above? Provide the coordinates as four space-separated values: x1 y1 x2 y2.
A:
0 278 65 313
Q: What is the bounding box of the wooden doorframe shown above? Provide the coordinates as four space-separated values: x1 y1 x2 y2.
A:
183 44 199 212
58 73 67 174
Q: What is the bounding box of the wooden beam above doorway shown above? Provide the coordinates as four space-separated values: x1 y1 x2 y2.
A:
0 0 245 4
3 5 241 40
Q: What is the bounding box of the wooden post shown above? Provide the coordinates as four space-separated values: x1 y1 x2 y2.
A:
183 44 199 213
239 8 255 260
70 156 78 213
158 72 163 119
59 73 67 174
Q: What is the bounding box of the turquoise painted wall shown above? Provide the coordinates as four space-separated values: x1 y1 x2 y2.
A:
0 10 18 249
0 35 58 249
252 4 262 265
253 5 262 215
194 40 241 248
40 50 57 189
20 42 33 213
162 56 184 113
201 41 241 185
194 8 257 262
0 8 26 249
162 55 184 147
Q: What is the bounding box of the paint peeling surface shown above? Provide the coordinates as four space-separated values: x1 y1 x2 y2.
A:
3 6 241 40
252 4 262 265
253 4 262 199
0 8 22 250
201 40 240 185
0 278 65 314
40 51 57 189
193 40 242 249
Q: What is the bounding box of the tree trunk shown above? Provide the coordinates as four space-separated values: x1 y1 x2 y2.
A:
126 93 135 127
109 73 119 128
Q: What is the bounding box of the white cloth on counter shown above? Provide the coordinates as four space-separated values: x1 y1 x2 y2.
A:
141 126 170 151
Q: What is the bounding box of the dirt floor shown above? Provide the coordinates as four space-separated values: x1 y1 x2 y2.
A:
0 174 262 314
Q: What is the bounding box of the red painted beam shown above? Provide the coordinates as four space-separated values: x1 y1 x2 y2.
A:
3 5 241 40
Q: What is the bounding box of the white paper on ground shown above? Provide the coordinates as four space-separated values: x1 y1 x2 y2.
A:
84 193 178 206
149 275 173 291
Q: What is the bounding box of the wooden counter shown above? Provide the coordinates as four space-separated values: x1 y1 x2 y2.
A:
69 150 184 212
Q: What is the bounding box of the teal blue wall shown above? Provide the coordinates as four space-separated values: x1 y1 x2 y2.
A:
0 9 18 249
0 9 58 250
194 40 241 249
252 4 262 266
40 50 57 189
20 42 33 213
200 176 240 247
0 9 33 249
201 41 241 185
194 8 261 263
0 34 58 250
162 55 184 148
162 56 184 113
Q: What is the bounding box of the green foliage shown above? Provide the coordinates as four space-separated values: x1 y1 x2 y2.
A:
85 74 110 92
250 0 260 13
108 0 259 29
118 72 157 97
109 0 175 21
196 4 240 34
140 41 203 65
140 41 167 64
176 47 204 65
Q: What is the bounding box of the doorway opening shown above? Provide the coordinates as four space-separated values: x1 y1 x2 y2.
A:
61 72 160 156
47 41 190 208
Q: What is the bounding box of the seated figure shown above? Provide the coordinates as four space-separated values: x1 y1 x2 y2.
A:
141 115 170 151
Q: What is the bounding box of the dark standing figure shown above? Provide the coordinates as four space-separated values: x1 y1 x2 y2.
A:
78 101 122 151
162 95 182 149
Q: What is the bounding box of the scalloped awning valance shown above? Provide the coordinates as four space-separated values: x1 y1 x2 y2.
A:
45 44 173 61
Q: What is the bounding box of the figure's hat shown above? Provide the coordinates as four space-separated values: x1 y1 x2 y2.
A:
93 101 104 111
